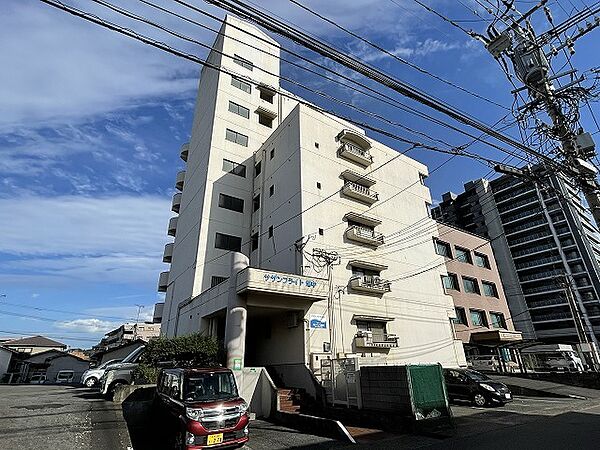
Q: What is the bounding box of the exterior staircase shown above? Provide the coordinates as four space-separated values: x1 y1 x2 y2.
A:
277 388 301 413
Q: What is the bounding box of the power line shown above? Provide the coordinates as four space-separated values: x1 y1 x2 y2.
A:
287 0 509 110
202 0 565 169
0 301 138 322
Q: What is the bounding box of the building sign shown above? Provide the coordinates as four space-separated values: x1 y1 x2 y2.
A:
233 358 242 371
310 314 328 329
263 273 318 288
237 268 329 300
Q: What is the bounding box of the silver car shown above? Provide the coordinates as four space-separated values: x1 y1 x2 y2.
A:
81 359 122 388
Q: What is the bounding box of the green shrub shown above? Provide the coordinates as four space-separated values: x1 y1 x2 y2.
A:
132 333 224 384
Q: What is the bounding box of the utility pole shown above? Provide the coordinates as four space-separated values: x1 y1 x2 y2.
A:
134 304 144 340
312 248 341 357
484 1 600 224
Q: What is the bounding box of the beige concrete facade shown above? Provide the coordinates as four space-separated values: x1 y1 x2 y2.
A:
436 223 519 346
158 16 467 377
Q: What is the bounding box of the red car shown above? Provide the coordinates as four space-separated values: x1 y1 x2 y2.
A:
157 367 249 449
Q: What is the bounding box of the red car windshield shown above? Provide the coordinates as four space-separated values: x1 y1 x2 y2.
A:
184 372 239 402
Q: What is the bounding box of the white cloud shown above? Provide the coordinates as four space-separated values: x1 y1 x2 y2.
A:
0 195 171 256
56 318 118 333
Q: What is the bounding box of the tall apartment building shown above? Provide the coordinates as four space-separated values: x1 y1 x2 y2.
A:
158 16 466 378
432 172 600 350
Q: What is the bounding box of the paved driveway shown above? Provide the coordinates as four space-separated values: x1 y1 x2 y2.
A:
0 385 131 450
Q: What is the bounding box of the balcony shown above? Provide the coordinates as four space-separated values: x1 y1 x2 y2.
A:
337 142 373 167
342 181 379 204
354 331 398 349
180 143 189 162
349 275 391 294
168 217 178 237
158 271 169 292
171 192 182 213
163 243 174 263
345 225 384 247
175 170 186 191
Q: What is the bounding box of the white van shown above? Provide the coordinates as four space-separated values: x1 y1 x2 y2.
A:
468 355 519 373
521 344 584 372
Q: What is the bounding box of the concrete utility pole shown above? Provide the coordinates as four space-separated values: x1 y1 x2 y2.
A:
485 1 600 224
312 248 340 357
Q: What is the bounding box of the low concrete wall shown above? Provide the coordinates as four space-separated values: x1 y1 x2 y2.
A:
113 384 155 404
274 411 355 443
235 367 277 418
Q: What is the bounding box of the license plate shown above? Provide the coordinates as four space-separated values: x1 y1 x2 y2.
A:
505 393 511 399
207 433 224 446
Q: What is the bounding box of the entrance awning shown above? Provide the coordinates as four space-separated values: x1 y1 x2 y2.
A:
470 329 523 344
236 267 328 301
352 314 394 323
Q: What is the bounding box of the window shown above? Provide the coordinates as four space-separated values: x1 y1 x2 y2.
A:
211 276 228 287
215 232 242 252
251 233 259 251
474 252 491 269
228 101 249 119
233 54 253 70
254 162 262 177
269 185 274 197
259 89 274 103
252 194 260 212
452 307 468 325
356 320 388 343
442 273 459 291
231 76 251 94
222 158 246 177
258 112 273 128
225 129 248 147
425 201 432 218
318 228 324 236
270 148 275 159
218 193 244 213
470 309 488 327
463 277 480 294
482 281 498 298
419 173 427 185
315 142 319 149
268 225 274 238
435 239 452 257
317 182 321 189
455 246 472 264
490 312 506 329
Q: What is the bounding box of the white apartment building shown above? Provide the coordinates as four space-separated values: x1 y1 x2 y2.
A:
158 16 466 380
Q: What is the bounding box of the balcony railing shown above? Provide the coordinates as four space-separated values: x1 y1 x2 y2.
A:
512 242 556 258
163 243 174 263
342 181 379 204
495 186 535 204
158 271 169 292
345 225 384 247
498 195 538 213
509 231 551 246
171 192 182 213
168 217 178 237
519 269 562 283
505 218 547 236
337 142 373 166
354 331 398 348
180 143 189 162
175 170 186 191
349 275 391 294
502 208 542 225
515 256 562 271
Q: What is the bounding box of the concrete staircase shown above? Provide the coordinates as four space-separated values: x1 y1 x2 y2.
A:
277 388 301 413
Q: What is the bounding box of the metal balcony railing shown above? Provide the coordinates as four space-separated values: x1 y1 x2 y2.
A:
515 256 562 270
505 218 547 236
354 331 398 348
498 195 538 213
512 242 556 258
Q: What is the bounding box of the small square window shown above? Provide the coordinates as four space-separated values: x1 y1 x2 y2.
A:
315 142 319 148
470 309 488 327
269 185 274 197
251 233 259 251
463 277 480 294
482 281 498 298
442 273 459 291
490 312 506 329
474 252 491 269
268 225 274 238
455 246 472 264
452 307 468 325
270 149 275 160
253 194 260 212
259 89 274 103
254 161 262 177
317 182 321 189
258 113 273 128
435 240 452 257
318 228 324 235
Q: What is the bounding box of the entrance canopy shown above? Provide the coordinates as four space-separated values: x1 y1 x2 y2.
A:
470 330 523 345
236 267 329 301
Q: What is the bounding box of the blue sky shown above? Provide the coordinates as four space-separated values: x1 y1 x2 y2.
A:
1 0 598 348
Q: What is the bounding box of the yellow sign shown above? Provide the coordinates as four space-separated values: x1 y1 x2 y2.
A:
207 433 224 445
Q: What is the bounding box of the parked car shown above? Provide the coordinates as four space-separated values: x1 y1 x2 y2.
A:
521 344 585 372
99 346 145 398
467 355 519 373
443 368 512 407
55 370 75 384
29 374 46 384
156 367 249 449
81 359 123 388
